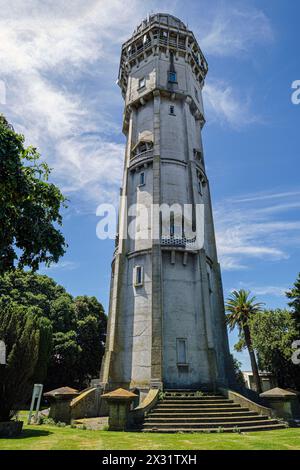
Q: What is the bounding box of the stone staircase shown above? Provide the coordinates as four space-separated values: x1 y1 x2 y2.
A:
142 390 286 433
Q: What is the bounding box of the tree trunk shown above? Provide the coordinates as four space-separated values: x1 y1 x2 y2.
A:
243 324 262 394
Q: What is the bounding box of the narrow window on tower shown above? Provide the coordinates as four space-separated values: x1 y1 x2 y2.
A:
207 272 212 294
198 178 202 195
169 105 175 116
138 77 146 89
176 338 187 365
193 149 203 162
170 212 175 237
195 87 199 102
134 266 144 287
168 71 177 83
138 171 145 186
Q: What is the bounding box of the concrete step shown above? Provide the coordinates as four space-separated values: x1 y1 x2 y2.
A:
160 399 234 402
164 390 221 395
142 419 282 430
162 400 231 405
156 403 241 409
145 415 268 424
149 411 257 418
153 409 248 416
140 389 287 433
164 392 224 398
142 423 286 433
162 397 232 403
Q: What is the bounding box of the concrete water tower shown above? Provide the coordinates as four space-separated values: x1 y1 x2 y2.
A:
100 13 234 397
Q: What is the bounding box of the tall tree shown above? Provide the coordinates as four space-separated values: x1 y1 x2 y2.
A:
231 355 245 388
75 296 107 383
0 114 66 274
0 270 107 390
286 273 300 329
249 309 299 390
225 289 264 394
0 302 52 421
46 331 82 389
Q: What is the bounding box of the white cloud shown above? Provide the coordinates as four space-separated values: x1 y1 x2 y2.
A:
0 1 275 209
0 0 148 209
40 260 79 271
203 81 262 128
234 190 300 204
197 4 273 127
237 283 288 298
219 256 247 272
215 189 300 271
55 136 124 205
199 5 274 57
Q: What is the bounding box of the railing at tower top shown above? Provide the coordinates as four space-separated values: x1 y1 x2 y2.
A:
128 39 152 59
128 37 183 57
126 37 200 61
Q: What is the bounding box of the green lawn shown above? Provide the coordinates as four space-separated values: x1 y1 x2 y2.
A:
1 422 300 450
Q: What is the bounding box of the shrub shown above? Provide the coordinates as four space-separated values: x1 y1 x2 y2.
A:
0 302 51 421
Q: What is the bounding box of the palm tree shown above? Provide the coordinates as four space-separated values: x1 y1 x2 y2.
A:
225 289 264 394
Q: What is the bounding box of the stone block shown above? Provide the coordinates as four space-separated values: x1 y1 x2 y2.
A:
260 387 300 423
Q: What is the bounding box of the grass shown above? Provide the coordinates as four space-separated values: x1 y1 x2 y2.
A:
0 419 300 450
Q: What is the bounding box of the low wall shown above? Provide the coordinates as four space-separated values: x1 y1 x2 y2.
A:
70 387 103 420
129 389 160 427
219 387 275 418
0 421 23 437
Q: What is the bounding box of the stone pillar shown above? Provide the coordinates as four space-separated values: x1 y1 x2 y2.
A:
44 387 79 424
260 387 300 424
151 91 163 389
102 388 138 431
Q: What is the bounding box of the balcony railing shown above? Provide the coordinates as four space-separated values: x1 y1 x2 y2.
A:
130 149 153 165
161 236 197 249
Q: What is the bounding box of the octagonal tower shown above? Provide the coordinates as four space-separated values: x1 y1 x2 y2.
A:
100 13 234 396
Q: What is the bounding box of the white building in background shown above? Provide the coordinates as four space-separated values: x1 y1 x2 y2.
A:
100 13 235 397
243 371 277 393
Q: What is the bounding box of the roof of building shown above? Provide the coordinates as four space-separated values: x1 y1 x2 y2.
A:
260 387 297 398
134 13 187 35
242 371 274 377
102 388 138 400
44 386 79 397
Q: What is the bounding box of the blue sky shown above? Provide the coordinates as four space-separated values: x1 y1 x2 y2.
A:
1 0 299 370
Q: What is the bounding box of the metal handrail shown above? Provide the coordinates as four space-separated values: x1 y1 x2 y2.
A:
161 236 197 248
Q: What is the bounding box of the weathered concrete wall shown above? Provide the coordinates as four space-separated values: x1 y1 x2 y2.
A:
70 388 103 420
106 252 153 390
49 399 72 424
220 388 275 418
